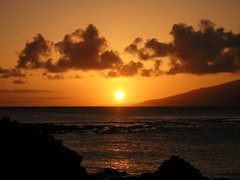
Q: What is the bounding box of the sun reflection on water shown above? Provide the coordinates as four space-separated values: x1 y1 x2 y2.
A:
106 158 132 171
99 134 135 172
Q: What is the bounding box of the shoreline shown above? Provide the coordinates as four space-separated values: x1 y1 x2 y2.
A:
0 117 237 180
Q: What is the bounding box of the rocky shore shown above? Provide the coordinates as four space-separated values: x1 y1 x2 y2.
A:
0 117 232 180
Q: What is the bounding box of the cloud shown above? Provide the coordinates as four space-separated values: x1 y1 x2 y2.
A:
0 96 69 106
0 67 25 78
3 20 239 80
104 60 162 78
13 79 25 84
0 89 53 93
105 61 144 78
126 20 240 74
140 60 162 77
43 74 65 80
17 24 123 73
17 34 53 70
16 24 157 78
125 38 173 60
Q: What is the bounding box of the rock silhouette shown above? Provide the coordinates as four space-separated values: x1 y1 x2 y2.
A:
155 156 208 180
0 117 88 180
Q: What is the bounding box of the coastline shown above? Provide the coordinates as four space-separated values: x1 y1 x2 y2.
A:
1 117 238 180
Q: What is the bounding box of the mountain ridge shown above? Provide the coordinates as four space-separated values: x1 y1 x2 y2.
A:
138 79 240 106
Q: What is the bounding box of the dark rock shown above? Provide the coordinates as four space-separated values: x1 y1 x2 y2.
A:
93 168 128 179
0 117 88 180
155 156 208 180
104 168 128 177
138 172 158 180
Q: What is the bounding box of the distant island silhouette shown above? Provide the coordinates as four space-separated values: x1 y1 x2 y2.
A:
138 79 240 106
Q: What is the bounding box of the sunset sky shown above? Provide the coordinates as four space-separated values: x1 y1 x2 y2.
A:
1 0 240 106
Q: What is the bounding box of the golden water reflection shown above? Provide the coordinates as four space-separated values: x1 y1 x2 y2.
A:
100 134 135 172
105 158 133 171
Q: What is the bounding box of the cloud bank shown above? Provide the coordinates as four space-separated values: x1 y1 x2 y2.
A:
126 20 240 74
17 25 123 72
13 79 25 84
0 89 53 93
1 20 240 83
0 67 25 79
16 24 147 78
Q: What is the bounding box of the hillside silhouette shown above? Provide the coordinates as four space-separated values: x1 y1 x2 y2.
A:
139 79 240 106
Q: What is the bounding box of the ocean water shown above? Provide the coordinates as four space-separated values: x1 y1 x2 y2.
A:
0 107 240 180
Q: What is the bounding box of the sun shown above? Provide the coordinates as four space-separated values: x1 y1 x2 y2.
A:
114 91 125 100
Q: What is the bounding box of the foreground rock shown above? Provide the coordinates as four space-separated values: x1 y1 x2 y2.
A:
0 117 88 180
1 117 210 180
155 156 208 180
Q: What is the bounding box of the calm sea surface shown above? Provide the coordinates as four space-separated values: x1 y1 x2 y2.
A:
0 107 240 180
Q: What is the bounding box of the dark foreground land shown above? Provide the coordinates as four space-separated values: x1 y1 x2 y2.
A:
0 117 231 180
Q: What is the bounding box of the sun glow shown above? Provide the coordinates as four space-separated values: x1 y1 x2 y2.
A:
114 91 125 100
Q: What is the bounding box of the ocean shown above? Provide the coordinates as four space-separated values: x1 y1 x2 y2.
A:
0 107 240 180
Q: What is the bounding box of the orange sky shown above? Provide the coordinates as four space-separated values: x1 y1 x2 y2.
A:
1 0 240 106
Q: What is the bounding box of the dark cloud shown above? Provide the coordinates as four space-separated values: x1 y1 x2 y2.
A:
17 34 53 69
126 38 173 60
70 74 82 79
0 89 53 93
126 20 240 74
43 74 64 80
105 61 144 78
0 67 25 78
104 60 162 78
17 24 122 73
4 20 239 80
140 60 162 77
118 61 143 76
13 79 25 84
16 24 154 78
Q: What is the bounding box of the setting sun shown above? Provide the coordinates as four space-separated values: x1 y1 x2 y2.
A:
114 91 125 100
